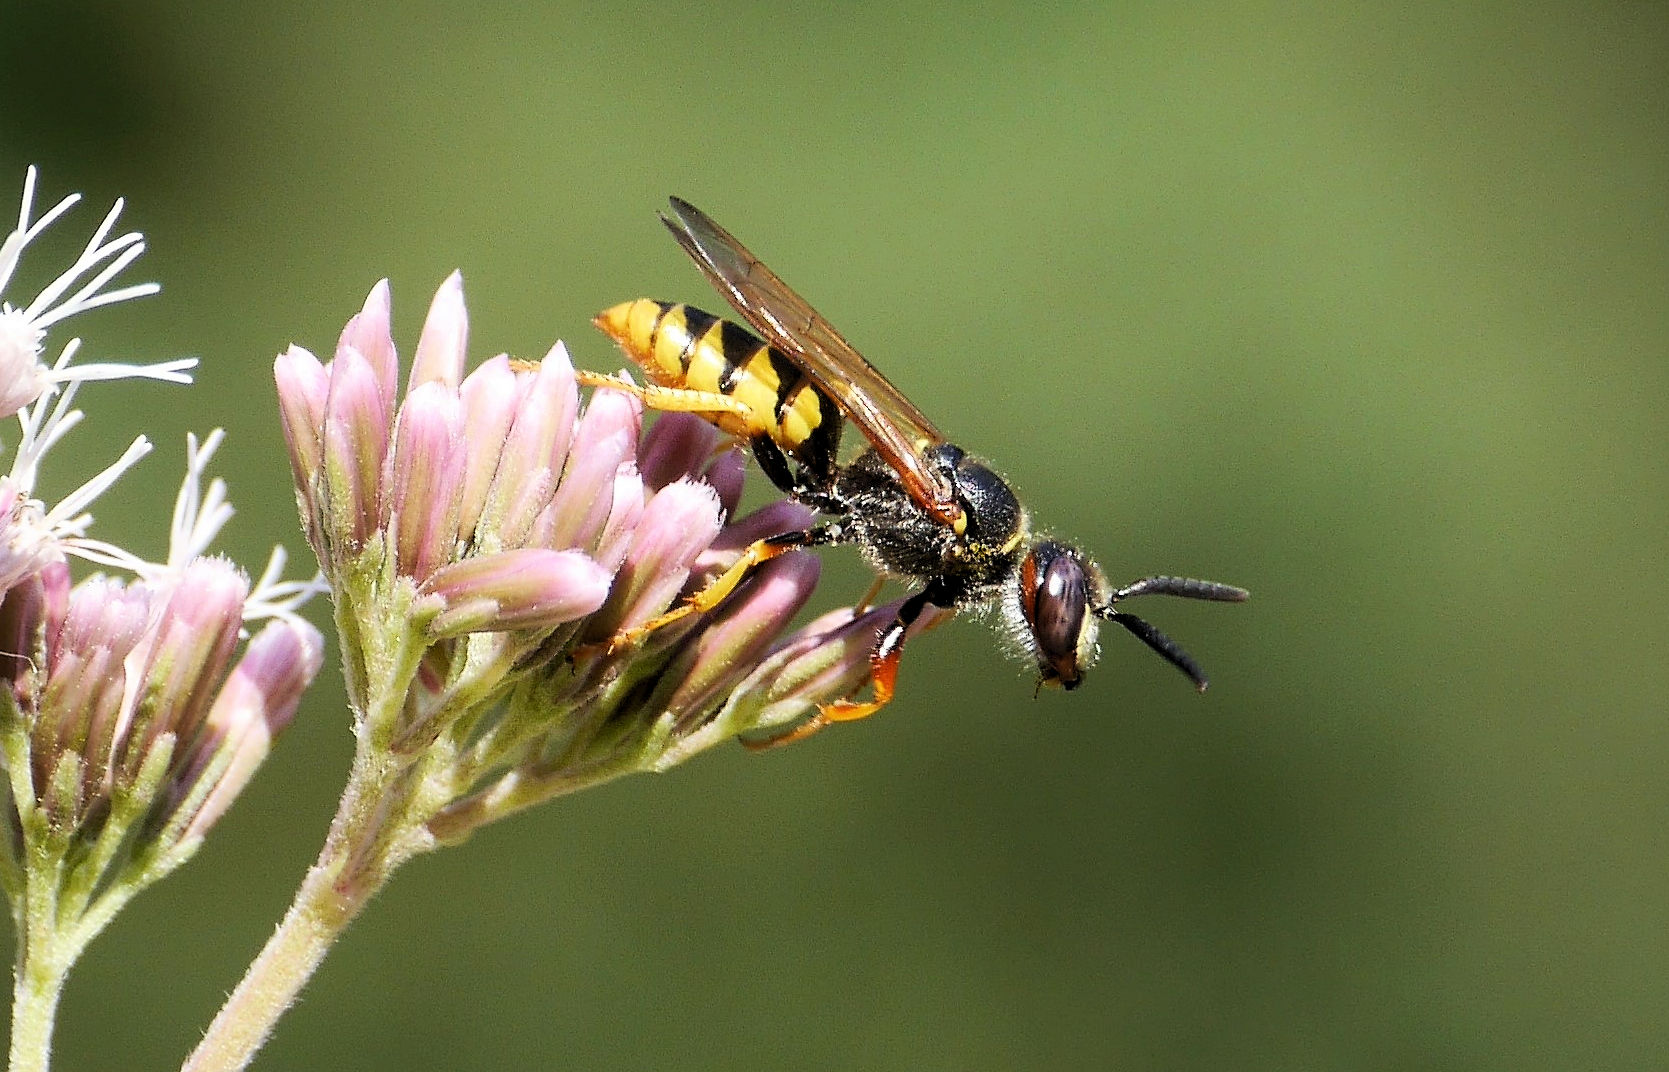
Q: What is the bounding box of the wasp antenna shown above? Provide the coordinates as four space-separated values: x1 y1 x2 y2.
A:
1110 575 1249 604
1108 612 1210 692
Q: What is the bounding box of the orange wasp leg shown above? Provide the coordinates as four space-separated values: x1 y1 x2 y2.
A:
852 575 887 615
743 586 939 751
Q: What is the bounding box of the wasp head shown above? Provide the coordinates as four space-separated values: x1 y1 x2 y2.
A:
1008 541 1249 694
1010 540 1104 691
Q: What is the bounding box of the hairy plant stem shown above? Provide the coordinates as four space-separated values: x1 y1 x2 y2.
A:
8 899 72 1072
3 702 72 1072
179 731 435 1072
180 574 438 1072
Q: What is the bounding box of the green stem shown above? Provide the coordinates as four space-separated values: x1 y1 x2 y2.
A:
176 857 360 1072
8 899 73 1072
7 874 77 1072
2 706 72 1072
6 820 90 1072
179 743 434 1072
180 572 445 1072
426 713 670 844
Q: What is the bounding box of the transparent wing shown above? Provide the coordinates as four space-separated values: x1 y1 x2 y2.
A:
661 197 962 525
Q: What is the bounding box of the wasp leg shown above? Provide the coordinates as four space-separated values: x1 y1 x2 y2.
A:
748 432 799 496
572 369 755 423
600 524 848 653
748 433 842 512
853 575 887 615
744 586 940 751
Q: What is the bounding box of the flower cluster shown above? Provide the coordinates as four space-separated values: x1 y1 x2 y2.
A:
0 171 324 1069
274 274 894 843
0 551 322 891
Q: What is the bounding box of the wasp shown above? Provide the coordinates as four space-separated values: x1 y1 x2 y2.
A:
579 197 1248 747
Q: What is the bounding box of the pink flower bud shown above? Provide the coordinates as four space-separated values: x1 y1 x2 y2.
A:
422 548 611 635
662 552 822 726
703 448 748 518
591 469 645 574
455 354 521 545
584 479 724 642
386 381 467 582
33 576 150 803
319 346 389 549
274 345 329 502
177 618 324 840
490 346 581 548
0 561 65 697
113 559 249 784
638 413 722 492
696 499 816 581
337 279 398 419
733 601 934 741
408 271 468 392
540 385 640 552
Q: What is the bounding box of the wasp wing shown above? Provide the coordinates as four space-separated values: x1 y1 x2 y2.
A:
661 197 962 526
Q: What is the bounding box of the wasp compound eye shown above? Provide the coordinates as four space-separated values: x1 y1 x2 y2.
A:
1022 542 1092 688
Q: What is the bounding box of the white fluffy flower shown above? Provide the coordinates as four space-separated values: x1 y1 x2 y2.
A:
0 166 195 418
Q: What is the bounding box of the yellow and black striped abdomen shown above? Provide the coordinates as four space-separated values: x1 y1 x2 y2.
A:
594 299 839 473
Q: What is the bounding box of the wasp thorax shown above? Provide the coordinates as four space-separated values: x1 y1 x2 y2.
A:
947 451 1021 543
1017 540 1104 689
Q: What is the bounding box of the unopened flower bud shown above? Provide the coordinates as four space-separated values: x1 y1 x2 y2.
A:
422 548 611 636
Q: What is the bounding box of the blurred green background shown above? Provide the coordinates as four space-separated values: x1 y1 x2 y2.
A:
3 1 1666 1069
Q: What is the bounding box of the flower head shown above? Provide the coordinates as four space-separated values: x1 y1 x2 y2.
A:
3 558 323 842
0 167 233 600
0 442 325 955
277 276 898 840
0 166 197 419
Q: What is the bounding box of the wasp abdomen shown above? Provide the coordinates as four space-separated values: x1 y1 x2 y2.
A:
594 299 837 472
